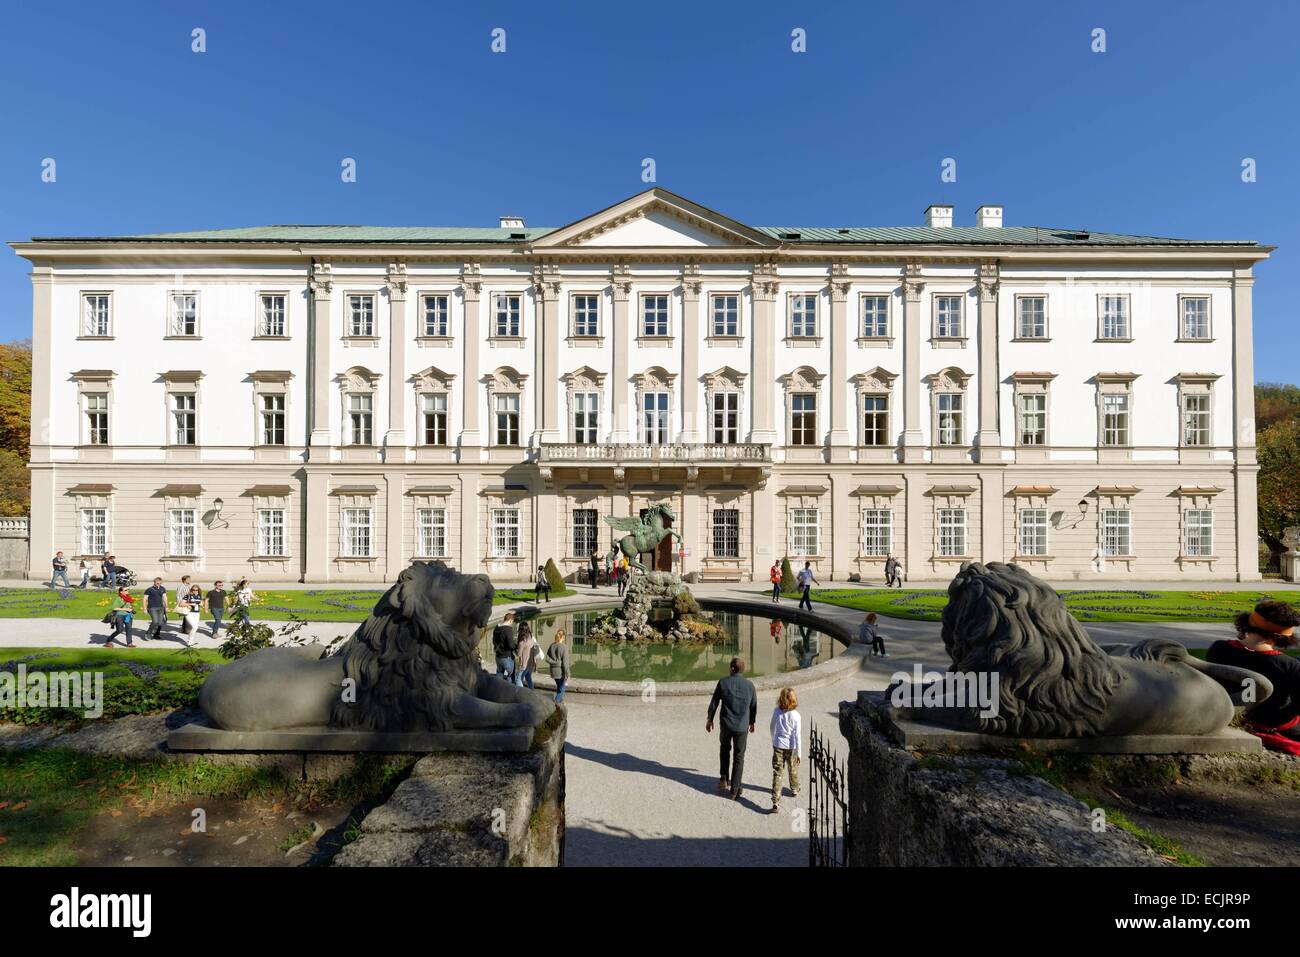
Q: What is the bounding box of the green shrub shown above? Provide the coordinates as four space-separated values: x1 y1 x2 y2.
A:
780 557 796 592
544 558 566 591
218 618 275 660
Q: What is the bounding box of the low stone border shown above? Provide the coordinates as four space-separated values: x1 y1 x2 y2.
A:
483 597 866 698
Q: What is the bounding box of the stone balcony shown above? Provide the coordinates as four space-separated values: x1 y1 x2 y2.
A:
538 442 771 485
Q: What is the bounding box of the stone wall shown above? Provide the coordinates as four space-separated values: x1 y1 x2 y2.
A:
837 693 1167 867
0 516 29 578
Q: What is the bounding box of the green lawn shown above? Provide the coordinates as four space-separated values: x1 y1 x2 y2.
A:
773 587 1292 623
0 585 574 623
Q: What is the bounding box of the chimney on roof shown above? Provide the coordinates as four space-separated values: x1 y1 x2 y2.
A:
924 204 953 228
976 205 1003 228
499 216 525 229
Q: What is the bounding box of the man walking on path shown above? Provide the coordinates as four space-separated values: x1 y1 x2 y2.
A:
796 562 819 612
706 657 757 801
50 551 70 589
204 580 227 638
143 576 169 641
493 612 518 681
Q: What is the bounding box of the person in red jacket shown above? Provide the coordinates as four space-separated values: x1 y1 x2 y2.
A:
1207 599 1300 754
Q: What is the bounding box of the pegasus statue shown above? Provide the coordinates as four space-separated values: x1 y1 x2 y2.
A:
605 503 682 573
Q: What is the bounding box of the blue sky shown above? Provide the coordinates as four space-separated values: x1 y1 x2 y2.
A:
1 0 1297 383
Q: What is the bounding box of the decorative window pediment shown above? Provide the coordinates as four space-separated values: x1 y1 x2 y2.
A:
851 366 898 395
778 365 825 394
411 365 456 392
561 365 607 391
702 365 747 390
633 366 677 391
923 366 971 392
337 366 381 391
485 365 528 393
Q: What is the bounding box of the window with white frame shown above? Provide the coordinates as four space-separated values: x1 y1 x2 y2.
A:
573 392 600 444
257 508 286 556
712 508 740 558
1183 509 1213 557
495 393 520 446
168 508 197 556
84 392 109 445
790 394 817 446
490 507 520 557
82 293 111 337
935 296 963 337
1018 508 1049 556
169 293 199 336
493 294 522 337
260 394 285 446
861 295 889 338
1018 393 1046 445
421 294 450 337
171 393 196 445
1180 296 1210 340
1101 393 1130 446
937 508 967 557
573 508 599 557
347 393 373 445
861 509 891 556
641 294 669 337
711 392 739 444
342 507 373 557
1101 508 1132 556
1017 296 1047 338
789 507 820 556
1099 295 1130 339
80 508 107 556
711 295 739 337
259 293 286 336
790 294 818 337
422 393 448 445
642 391 669 444
417 507 448 558
862 394 888 446
348 294 375 337
1182 393 1211 446
572 294 599 337
936 393 963 446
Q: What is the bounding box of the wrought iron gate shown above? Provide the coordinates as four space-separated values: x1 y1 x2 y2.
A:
808 724 850 866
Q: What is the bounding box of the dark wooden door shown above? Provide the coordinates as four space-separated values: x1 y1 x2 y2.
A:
655 514 674 571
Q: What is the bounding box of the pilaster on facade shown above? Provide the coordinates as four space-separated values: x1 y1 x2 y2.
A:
459 262 483 452
974 261 1002 461
384 262 409 455
828 262 852 460
1231 266 1260 581
900 262 926 461
610 264 633 442
533 263 563 447
308 262 333 451
749 261 780 445
679 264 703 443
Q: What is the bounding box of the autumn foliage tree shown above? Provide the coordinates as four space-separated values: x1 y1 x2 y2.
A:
1256 382 1300 568
0 341 31 516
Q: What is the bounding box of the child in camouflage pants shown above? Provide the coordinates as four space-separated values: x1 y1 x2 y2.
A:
768 687 802 813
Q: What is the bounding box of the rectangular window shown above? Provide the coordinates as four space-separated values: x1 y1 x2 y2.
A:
937 508 967 557
1101 509 1132 556
861 509 891 556
348 294 375 337
1017 296 1047 338
168 508 196 556
573 508 599 557
257 508 286 557
711 392 739 444
712 508 740 558
169 293 198 336
572 294 599 337
490 507 520 558
790 294 818 337
84 392 109 445
80 508 107 556
1018 394 1046 445
421 294 450 337
259 394 285 446
642 392 669 444
1181 296 1210 340
495 393 520 446
1101 394 1130 446
641 295 669 337
861 296 889 338
417 507 448 558
422 393 448 446
171 393 196 445
862 394 888 446
711 295 739 337
342 507 373 558
573 392 600 444
789 508 820 556
791 393 817 446
348 393 373 445
1018 508 1049 556
1182 393 1211 446
936 393 963 446
1100 295 1130 339
82 294 111 337
1183 509 1213 557
935 296 963 338
493 294 522 337
259 294 286 336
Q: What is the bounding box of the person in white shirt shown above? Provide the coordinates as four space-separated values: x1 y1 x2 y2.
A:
232 579 256 626
796 562 819 611
768 687 802 814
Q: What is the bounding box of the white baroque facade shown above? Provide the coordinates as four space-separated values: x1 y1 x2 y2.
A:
10 189 1268 583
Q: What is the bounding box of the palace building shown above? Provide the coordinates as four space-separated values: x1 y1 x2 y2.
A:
10 188 1268 584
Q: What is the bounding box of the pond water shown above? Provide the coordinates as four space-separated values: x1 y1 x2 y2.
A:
477 606 843 682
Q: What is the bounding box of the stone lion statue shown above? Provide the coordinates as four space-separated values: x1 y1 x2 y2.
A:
198 563 554 733
889 561 1271 737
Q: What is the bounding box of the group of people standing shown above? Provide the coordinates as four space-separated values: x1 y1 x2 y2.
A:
490 611 572 702
103 576 255 649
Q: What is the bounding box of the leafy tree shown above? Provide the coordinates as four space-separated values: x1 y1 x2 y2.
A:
0 342 31 516
1256 382 1300 434
1258 416 1300 565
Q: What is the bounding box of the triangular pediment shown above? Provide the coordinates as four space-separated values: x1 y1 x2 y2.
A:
534 188 777 249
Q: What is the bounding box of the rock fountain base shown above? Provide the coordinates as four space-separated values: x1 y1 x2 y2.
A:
591 571 726 642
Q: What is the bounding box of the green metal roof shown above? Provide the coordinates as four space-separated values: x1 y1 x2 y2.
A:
41 225 559 243
754 226 1257 246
